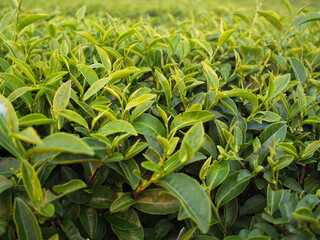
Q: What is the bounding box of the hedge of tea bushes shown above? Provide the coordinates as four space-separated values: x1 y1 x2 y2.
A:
0 1 320 239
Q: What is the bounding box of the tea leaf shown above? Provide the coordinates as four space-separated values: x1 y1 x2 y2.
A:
21 160 43 203
110 192 137 213
215 170 252 207
53 179 87 196
301 141 320 159
77 64 99 86
27 133 94 156
218 30 234 46
134 188 180 215
98 120 137 136
19 114 56 126
180 123 204 162
18 13 48 31
268 74 290 100
202 62 219 91
158 173 211 233
170 110 214 132
83 77 111 101
79 206 97 238
206 161 230 190
0 9 16 33
257 10 282 31
13 198 42 240
76 5 86 22
291 12 320 29
133 113 166 137
106 208 141 230
56 109 89 129
0 175 13 194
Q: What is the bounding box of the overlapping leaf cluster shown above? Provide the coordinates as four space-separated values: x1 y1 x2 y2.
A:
0 1 320 239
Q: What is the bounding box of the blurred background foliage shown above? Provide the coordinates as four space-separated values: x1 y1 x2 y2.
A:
1 0 320 18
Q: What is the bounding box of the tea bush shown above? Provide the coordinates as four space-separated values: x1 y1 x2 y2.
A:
0 0 320 239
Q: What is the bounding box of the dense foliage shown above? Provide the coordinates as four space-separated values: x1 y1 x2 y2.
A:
0 0 320 239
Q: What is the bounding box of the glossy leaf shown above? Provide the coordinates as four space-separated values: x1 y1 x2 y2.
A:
79 206 98 238
215 170 252 207
21 160 43 203
157 173 211 233
56 109 89 129
19 114 56 126
27 133 94 156
206 161 230 190
98 119 137 136
110 192 137 213
180 123 204 162
170 110 214 132
134 188 180 214
13 198 42 240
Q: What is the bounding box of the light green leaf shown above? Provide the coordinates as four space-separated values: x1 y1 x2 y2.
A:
202 62 219 91
266 185 284 215
268 74 291 100
11 58 36 84
215 89 258 114
56 109 89 129
99 120 137 136
218 30 234 46
77 64 99 86
53 80 71 113
7 87 31 104
27 133 94 156
11 127 42 144
109 67 140 85
116 29 136 46
133 113 166 137
21 160 43 203
290 58 307 85
19 114 56 126
95 45 112 72
301 141 320 159
125 94 156 112
273 155 294 171
0 9 16 33
257 10 283 31
191 39 213 56
180 123 204 162
9 0 19 9
157 173 211 233
76 5 86 22
18 13 48 31
291 12 320 29
155 69 171 107
83 77 111 101
170 110 214 132
4 41 25 60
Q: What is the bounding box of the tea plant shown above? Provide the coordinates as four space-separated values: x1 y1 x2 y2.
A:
0 0 320 239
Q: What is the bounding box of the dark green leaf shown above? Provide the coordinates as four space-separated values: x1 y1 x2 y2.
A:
13 198 42 240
